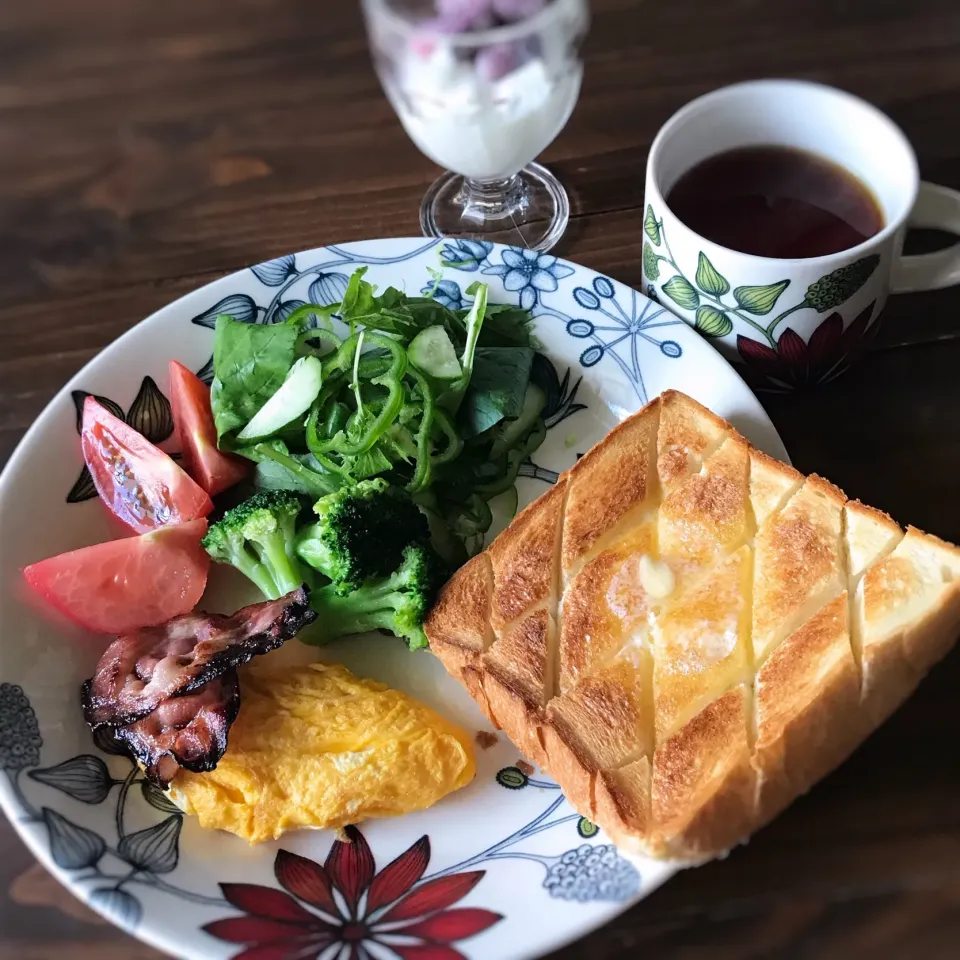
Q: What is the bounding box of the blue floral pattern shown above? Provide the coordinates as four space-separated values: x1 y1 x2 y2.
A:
440 238 494 272
482 248 577 312
421 277 467 311
441 245 684 404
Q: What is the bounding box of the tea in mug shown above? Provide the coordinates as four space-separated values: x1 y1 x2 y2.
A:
666 145 884 259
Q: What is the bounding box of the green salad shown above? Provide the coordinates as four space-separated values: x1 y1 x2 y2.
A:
209 267 547 566
201 267 556 648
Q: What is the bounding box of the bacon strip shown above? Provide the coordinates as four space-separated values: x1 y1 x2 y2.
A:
113 670 241 786
82 587 315 728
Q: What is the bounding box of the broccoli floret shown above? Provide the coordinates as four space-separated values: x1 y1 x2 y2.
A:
202 491 305 600
304 543 438 650
295 478 429 595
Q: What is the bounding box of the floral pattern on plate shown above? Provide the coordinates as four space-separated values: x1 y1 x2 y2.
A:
0 237 789 960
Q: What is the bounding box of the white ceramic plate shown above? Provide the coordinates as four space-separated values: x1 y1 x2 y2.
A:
0 238 788 960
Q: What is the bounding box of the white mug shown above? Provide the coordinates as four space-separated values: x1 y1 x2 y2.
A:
641 79 960 388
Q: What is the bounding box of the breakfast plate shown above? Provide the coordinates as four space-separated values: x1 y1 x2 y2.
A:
0 238 788 960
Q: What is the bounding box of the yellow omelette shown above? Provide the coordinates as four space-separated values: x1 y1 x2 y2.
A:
169 660 475 844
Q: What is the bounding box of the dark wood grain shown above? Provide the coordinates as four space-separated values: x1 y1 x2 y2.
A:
1 1 959 958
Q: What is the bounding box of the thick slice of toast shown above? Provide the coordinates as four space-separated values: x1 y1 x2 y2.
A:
425 390 960 861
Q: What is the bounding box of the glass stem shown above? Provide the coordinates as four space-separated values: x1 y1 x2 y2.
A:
457 175 526 223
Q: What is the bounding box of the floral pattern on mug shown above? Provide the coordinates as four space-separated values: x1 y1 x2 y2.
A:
642 203 882 389
736 302 880 389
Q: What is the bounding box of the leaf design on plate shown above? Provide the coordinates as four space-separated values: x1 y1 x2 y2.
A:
661 276 700 310
71 390 124 434
43 808 106 869
643 204 661 245
642 242 659 281
126 377 173 444
190 294 258 329
273 299 307 323
308 272 350 306
694 252 730 297
251 254 297 286
196 355 215 386
140 780 182 815
29 755 113 805
495 766 528 789
89 887 143 930
577 817 599 839
517 460 560 485
694 305 733 338
91 725 132 758
802 255 880 312
66 466 98 504
733 280 791 315
117 815 182 874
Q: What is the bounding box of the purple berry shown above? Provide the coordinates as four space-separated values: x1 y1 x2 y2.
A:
436 0 495 31
475 41 519 81
491 0 546 22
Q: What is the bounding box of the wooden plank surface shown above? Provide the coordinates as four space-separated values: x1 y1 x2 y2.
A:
1 1 959 958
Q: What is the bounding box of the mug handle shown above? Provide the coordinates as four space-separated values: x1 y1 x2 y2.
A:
892 182 960 294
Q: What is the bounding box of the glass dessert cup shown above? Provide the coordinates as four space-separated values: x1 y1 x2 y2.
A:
362 0 589 252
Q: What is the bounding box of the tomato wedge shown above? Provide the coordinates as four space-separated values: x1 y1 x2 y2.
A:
82 397 212 533
168 360 249 496
23 518 210 635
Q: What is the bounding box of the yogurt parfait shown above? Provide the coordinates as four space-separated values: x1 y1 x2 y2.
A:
363 0 589 251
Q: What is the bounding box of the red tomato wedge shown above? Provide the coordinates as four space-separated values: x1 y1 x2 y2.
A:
82 396 212 533
23 518 210 635
168 360 249 496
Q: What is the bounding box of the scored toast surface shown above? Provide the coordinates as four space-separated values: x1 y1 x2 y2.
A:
424 390 960 861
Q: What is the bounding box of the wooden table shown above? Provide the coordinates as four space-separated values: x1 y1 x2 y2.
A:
2 1 959 957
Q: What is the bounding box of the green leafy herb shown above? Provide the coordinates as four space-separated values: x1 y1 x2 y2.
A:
460 346 536 438
210 315 298 441
210 265 555 573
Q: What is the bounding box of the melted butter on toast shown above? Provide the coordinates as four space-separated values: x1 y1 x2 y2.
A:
426 390 960 861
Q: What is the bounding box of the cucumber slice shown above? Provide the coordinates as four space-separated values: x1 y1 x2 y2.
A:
490 384 546 459
408 326 462 380
237 355 323 441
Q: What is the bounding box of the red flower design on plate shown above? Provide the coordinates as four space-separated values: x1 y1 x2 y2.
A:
203 826 502 960
737 302 879 389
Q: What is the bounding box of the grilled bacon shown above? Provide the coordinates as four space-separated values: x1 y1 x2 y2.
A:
113 670 241 786
82 587 315 729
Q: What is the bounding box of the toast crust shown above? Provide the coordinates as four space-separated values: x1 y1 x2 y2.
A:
542 651 652 814
753 593 863 823
752 475 846 665
483 608 553 768
650 687 756 860
749 449 803 529
487 478 567 631
425 390 960 862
